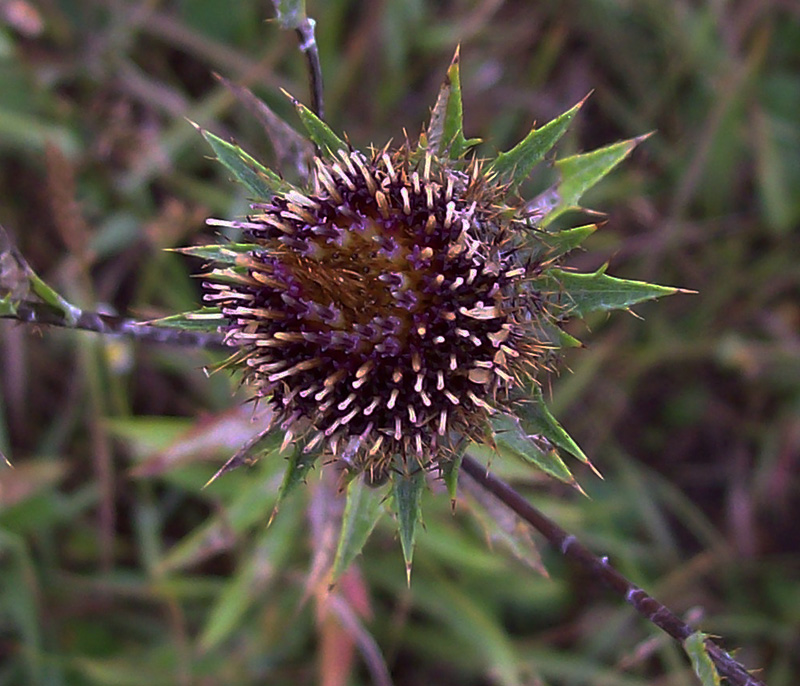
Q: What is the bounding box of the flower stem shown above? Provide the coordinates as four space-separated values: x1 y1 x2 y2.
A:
460 454 765 686
1 301 225 349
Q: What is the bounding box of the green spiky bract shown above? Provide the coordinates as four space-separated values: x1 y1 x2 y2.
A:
160 50 680 577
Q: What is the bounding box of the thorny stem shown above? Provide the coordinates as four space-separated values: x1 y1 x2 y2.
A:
460 455 766 686
1 301 226 350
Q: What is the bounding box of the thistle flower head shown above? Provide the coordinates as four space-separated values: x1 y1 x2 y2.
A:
206 145 542 482
164 50 676 572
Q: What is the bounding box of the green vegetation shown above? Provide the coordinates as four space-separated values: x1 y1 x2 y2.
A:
1 1 798 684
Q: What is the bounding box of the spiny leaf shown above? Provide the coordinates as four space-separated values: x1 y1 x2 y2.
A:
526 224 597 262
683 632 722 686
197 126 291 199
393 469 425 584
491 414 576 486
491 385 595 486
330 477 385 584
540 224 598 258
424 47 481 160
516 387 592 468
541 133 651 226
441 450 464 505
168 243 258 265
491 96 587 191
270 442 318 525
284 90 347 158
145 307 224 332
538 266 681 318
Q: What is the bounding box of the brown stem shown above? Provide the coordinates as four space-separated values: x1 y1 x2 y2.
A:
460 455 765 686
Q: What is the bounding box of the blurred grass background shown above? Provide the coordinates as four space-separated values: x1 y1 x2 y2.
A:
1 1 798 684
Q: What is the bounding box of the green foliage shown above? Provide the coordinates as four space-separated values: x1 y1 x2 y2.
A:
684 632 722 686
392 469 425 580
331 477 386 583
286 93 347 157
198 128 292 199
423 48 482 160
538 266 681 319
491 96 586 191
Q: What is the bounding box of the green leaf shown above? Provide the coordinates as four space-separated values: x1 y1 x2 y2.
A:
517 387 590 467
491 385 594 486
530 223 597 260
393 469 425 583
330 477 385 584
270 442 318 525
199 503 300 651
491 96 586 191
441 450 464 504
424 48 481 160
538 266 680 318
284 91 347 158
542 134 650 226
683 632 722 686
198 127 290 199
491 414 576 485
145 307 223 332
168 242 257 264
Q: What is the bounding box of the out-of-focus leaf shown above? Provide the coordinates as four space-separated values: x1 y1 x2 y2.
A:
491 96 586 191
410 575 523 686
538 266 680 318
198 127 291 199
683 632 722 686
157 468 281 573
330 477 385 584
755 108 800 233
542 134 649 226
199 499 301 650
217 74 314 182
393 469 425 583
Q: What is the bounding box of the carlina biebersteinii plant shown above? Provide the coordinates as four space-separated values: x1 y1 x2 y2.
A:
154 45 682 579
0 12 767 682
